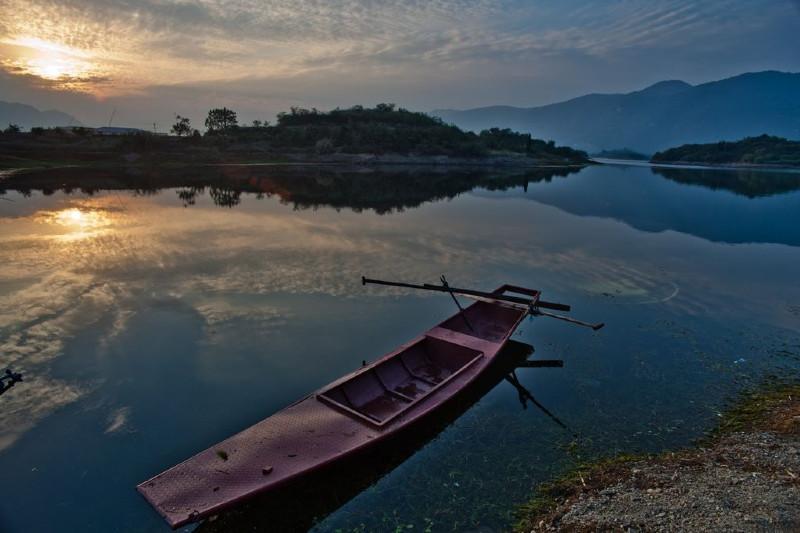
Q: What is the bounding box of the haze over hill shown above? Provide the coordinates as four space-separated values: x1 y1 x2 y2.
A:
0 101 82 130
433 71 800 154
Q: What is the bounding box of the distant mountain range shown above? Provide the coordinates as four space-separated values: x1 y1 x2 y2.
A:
433 71 800 154
0 101 82 130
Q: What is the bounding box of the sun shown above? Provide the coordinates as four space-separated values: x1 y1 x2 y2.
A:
1 36 103 89
30 57 72 80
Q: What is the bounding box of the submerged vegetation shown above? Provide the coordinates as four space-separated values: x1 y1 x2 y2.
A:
652 135 800 167
0 104 589 168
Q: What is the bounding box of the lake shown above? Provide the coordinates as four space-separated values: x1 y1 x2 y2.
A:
1 162 799 532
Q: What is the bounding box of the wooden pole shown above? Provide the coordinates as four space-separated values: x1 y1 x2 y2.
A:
362 276 568 310
440 275 475 332
530 309 604 331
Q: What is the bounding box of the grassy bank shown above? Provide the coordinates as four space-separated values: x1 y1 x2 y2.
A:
515 381 800 532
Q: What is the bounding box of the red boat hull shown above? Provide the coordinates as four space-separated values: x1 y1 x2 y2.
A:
137 287 534 528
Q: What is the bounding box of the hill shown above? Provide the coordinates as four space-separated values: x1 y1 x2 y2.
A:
651 135 800 167
232 104 588 162
0 101 82 130
0 104 589 167
433 71 800 153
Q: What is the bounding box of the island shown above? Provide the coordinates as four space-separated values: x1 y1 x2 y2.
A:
651 135 800 168
0 104 589 169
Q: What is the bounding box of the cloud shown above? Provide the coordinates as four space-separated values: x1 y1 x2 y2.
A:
0 376 85 451
0 270 128 451
104 406 132 434
0 1 798 126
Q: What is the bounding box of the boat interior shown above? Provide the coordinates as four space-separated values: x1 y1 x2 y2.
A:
439 301 525 342
318 302 525 427
318 336 483 426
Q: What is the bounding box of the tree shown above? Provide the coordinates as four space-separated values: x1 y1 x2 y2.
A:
204 107 238 133
4 123 20 133
171 115 192 136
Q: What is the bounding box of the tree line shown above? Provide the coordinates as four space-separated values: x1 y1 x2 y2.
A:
166 104 587 161
651 135 800 167
170 107 269 136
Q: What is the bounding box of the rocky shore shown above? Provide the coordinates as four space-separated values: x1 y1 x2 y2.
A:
516 384 800 532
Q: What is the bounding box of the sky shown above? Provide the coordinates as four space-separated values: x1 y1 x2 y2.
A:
1 0 799 129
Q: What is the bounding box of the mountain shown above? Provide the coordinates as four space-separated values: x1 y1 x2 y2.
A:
433 71 800 154
0 101 82 130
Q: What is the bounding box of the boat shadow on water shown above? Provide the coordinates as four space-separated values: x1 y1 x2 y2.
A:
196 339 567 533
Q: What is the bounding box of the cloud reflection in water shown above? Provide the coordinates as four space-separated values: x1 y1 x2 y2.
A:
0 165 800 532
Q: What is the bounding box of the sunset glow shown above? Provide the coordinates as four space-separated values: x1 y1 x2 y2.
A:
0 1 798 129
1 36 105 91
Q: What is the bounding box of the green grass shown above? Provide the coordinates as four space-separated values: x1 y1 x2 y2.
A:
710 380 800 437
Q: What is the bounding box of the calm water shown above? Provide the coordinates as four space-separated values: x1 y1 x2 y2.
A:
1 163 799 532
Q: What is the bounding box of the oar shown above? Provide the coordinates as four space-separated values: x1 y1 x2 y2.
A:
362 276 603 330
362 276 568 310
441 292 605 331
530 308 604 331
363 276 532 304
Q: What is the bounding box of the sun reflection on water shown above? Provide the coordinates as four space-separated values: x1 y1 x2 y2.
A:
39 206 113 240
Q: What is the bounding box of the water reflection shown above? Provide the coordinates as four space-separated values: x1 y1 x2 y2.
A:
652 166 800 198
0 163 799 532
5 164 800 247
37 206 114 240
0 368 23 396
505 369 575 437
487 164 800 246
1 165 580 213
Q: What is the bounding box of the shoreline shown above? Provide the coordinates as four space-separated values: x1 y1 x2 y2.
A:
592 157 800 173
515 382 800 532
0 154 590 173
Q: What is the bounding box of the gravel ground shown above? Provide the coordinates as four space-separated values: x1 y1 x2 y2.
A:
520 387 800 532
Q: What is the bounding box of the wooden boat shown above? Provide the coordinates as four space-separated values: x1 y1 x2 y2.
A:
137 281 598 528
